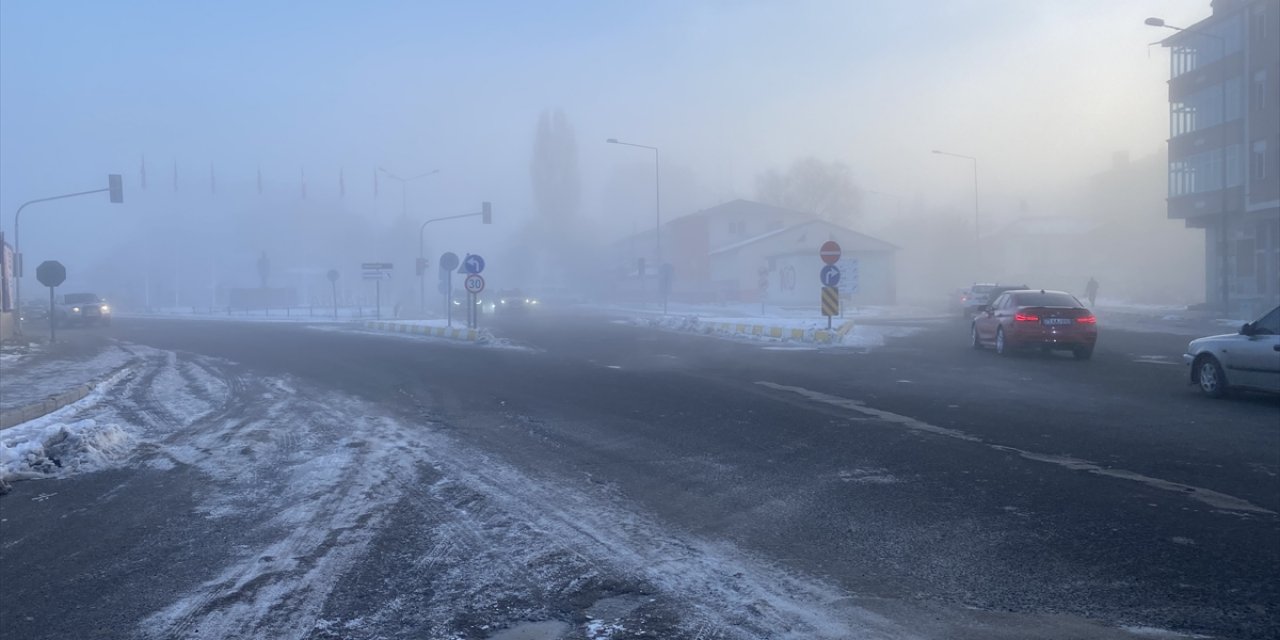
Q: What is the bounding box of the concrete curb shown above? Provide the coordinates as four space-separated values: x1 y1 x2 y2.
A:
0 364 135 431
701 319 855 344
362 321 480 342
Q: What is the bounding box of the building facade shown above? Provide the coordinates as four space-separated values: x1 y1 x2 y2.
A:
606 199 896 305
1161 0 1280 318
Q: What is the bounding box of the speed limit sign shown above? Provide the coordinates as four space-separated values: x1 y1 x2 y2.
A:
463 273 485 294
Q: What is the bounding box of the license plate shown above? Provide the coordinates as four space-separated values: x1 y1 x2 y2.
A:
1042 318 1072 325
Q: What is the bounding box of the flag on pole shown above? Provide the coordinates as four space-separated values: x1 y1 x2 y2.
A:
257 167 263 195
339 167 346 198
140 155 147 190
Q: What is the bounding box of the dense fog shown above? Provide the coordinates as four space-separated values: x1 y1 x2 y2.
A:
1 1 1213 314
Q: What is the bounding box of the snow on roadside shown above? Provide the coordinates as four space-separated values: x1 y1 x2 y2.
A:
639 314 919 348
0 419 134 483
0 366 137 486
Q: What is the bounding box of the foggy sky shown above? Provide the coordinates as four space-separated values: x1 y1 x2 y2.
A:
0 0 1208 294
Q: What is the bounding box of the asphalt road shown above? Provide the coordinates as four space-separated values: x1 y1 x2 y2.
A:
1 309 1276 640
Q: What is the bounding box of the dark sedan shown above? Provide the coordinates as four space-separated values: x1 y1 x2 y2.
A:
971 289 1097 359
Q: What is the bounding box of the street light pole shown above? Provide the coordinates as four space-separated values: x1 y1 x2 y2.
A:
607 138 662 311
377 167 440 219
10 175 124 334
931 150 980 244
1147 17 1232 315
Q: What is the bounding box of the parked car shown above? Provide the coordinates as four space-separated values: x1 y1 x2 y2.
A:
53 293 112 327
971 289 1097 359
1183 305 1280 397
960 283 1029 318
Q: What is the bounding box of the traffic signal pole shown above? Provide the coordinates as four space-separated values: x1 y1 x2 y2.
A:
10 176 123 334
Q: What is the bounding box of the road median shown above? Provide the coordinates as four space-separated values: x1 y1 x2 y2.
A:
362 320 481 342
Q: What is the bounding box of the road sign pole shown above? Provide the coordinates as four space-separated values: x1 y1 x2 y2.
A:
375 279 381 320
48 286 55 343
446 271 453 328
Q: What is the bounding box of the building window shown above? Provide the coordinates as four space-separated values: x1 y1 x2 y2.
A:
730 221 747 236
1253 140 1268 182
1170 14 1243 78
1169 77 1243 137
1252 4 1267 43
1169 145 1244 196
1255 70 1268 112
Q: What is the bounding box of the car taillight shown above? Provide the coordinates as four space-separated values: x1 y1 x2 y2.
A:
1076 315 1097 324
1014 312 1039 322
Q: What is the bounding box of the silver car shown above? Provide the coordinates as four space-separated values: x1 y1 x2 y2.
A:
1183 305 1280 397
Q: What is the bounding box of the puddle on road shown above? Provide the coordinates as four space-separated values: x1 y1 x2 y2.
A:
485 620 570 640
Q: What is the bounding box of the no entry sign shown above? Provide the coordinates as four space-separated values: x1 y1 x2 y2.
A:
819 241 842 265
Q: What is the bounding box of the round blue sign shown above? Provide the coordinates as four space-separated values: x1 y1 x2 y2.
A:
820 265 841 287
463 254 486 274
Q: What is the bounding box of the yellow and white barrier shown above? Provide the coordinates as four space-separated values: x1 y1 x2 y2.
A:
363 321 479 342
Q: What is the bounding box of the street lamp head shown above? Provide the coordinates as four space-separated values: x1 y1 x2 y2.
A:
1144 17 1166 27
607 138 619 144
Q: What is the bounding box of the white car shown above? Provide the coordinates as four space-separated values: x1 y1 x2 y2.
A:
1183 305 1280 397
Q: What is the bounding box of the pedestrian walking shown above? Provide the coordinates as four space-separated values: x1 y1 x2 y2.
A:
1085 277 1099 307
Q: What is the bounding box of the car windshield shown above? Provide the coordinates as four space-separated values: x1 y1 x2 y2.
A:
3 3 1277 639
1011 292 1081 307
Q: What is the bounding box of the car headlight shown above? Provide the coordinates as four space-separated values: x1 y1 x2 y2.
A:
72 306 81 313
500 300 507 305
101 305 110 313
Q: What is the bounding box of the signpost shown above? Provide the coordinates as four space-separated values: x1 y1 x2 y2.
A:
327 269 340 319
439 252 459 326
821 286 839 327
818 241 842 327
362 262 392 320
659 263 673 315
463 273 485 329
36 260 66 343
463 254 486 274
758 266 769 315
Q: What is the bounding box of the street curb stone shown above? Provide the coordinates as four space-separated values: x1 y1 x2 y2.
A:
0 363 135 430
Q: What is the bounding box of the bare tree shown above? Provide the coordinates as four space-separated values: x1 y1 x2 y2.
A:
755 157 862 226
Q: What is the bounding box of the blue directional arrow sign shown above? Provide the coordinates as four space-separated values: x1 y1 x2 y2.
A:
820 264 841 287
463 254 486 274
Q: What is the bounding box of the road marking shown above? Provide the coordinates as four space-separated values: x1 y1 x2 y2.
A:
755 381 1274 516
32 492 57 502
1132 355 1180 366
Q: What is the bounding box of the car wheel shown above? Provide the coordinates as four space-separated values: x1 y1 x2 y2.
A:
995 327 1009 356
1195 355 1228 398
1073 346 1093 360
971 324 983 349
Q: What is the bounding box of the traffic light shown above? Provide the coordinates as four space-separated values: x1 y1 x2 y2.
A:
481 201 492 224
416 257 428 276
108 174 124 203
